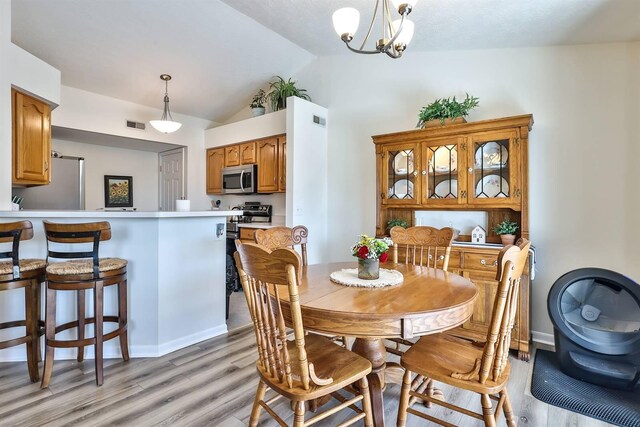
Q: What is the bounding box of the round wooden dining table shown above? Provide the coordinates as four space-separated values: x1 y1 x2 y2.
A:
277 262 478 427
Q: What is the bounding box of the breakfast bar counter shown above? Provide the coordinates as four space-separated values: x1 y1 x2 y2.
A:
0 210 235 361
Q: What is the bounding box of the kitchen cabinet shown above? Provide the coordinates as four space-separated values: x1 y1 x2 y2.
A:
374 115 534 360
277 136 286 192
205 133 285 195
12 89 52 186
239 227 257 242
224 145 240 167
257 137 279 193
206 148 225 194
240 142 256 165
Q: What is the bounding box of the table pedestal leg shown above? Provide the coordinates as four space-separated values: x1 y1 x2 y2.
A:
352 338 387 427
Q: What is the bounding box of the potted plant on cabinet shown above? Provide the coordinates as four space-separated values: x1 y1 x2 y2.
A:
416 93 479 128
387 218 408 233
267 76 311 111
493 218 519 245
250 89 267 117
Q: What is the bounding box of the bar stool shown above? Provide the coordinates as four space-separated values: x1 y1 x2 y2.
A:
41 221 129 388
0 221 45 382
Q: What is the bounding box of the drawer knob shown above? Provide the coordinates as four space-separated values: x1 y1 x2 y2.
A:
480 259 497 266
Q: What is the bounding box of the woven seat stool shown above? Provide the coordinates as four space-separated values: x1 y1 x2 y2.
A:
41 221 129 388
0 221 45 382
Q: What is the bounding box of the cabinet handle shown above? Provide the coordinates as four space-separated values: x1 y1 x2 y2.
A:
273 177 276 183
468 167 473 173
380 192 385 200
515 189 521 198
422 170 426 175
461 190 467 198
480 259 498 267
45 161 49 172
461 143 466 151
413 171 418 177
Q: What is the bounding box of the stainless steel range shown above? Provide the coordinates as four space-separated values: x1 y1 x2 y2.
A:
225 202 272 318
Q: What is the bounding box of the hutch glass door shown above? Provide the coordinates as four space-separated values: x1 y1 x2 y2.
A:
422 138 464 206
468 131 519 206
382 144 420 205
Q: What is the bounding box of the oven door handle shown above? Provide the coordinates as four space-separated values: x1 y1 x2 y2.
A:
240 170 245 193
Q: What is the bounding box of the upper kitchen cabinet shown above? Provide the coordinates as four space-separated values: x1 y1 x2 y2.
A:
240 142 257 165
256 136 279 193
206 148 225 194
12 89 52 186
224 145 240 167
277 135 286 192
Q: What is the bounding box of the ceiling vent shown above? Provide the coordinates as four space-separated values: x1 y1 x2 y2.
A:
126 120 146 130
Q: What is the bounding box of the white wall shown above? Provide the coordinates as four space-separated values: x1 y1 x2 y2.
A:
293 43 637 335
52 139 160 211
53 86 215 210
286 97 328 263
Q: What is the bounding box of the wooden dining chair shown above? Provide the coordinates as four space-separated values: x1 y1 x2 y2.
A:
234 241 374 427
254 225 308 266
396 239 531 427
386 226 455 357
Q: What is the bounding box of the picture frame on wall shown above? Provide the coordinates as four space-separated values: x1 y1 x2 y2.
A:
104 175 133 208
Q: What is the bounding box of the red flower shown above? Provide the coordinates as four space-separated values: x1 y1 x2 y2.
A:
379 252 389 263
357 246 369 259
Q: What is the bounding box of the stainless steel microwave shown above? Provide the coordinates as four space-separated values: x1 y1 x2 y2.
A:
222 164 257 194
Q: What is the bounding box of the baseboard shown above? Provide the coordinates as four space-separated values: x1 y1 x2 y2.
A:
531 330 555 347
0 324 229 362
155 324 228 357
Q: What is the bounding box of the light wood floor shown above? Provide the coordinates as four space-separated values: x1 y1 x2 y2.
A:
0 326 613 427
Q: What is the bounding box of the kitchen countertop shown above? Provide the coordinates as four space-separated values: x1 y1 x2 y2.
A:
236 221 285 229
0 210 240 218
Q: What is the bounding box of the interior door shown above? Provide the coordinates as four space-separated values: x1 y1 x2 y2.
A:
159 147 186 211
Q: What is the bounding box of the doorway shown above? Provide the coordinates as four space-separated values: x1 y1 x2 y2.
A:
159 147 187 211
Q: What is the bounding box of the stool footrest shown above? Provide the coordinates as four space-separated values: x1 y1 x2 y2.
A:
47 317 127 348
54 316 120 334
0 319 27 329
0 335 30 349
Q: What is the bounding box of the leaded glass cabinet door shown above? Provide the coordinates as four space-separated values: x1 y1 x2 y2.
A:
381 143 421 206
422 138 466 206
467 130 520 207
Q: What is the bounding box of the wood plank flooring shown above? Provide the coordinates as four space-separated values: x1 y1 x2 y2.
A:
0 326 613 427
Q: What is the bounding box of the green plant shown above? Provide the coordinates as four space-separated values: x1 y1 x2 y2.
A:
387 218 409 229
267 76 311 111
493 218 519 235
416 93 479 128
250 89 266 109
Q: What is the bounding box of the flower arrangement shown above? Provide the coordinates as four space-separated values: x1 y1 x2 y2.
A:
352 235 393 263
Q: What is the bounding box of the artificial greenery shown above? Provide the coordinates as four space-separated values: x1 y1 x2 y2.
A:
416 93 479 128
387 218 409 229
493 218 519 235
267 76 311 111
250 89 267 109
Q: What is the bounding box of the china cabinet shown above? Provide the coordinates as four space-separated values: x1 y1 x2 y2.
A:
373 114 534 360
12 89 52 186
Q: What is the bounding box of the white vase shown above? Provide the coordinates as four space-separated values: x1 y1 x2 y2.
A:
251 107 265 117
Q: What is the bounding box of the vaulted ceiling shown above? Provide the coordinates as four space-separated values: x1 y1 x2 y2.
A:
11 0 640 123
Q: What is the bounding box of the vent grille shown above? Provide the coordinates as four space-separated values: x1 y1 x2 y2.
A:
126 120 146 130
312 115 326 127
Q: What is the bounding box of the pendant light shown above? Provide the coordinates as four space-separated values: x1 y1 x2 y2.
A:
150 74 182 134
333 0 417 59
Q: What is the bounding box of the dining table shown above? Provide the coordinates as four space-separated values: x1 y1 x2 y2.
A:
275 261 478 427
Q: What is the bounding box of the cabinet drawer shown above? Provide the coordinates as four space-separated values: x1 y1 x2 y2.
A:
447 250 461 269
463 253 499 272
239 228 257 242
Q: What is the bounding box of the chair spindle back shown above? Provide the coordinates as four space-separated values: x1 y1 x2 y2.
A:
478 239 530 383
390 226 454 270
254 225 309 266
234 241 314 390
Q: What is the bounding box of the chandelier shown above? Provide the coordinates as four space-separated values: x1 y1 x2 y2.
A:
332 0 417 59
150 74 182 134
